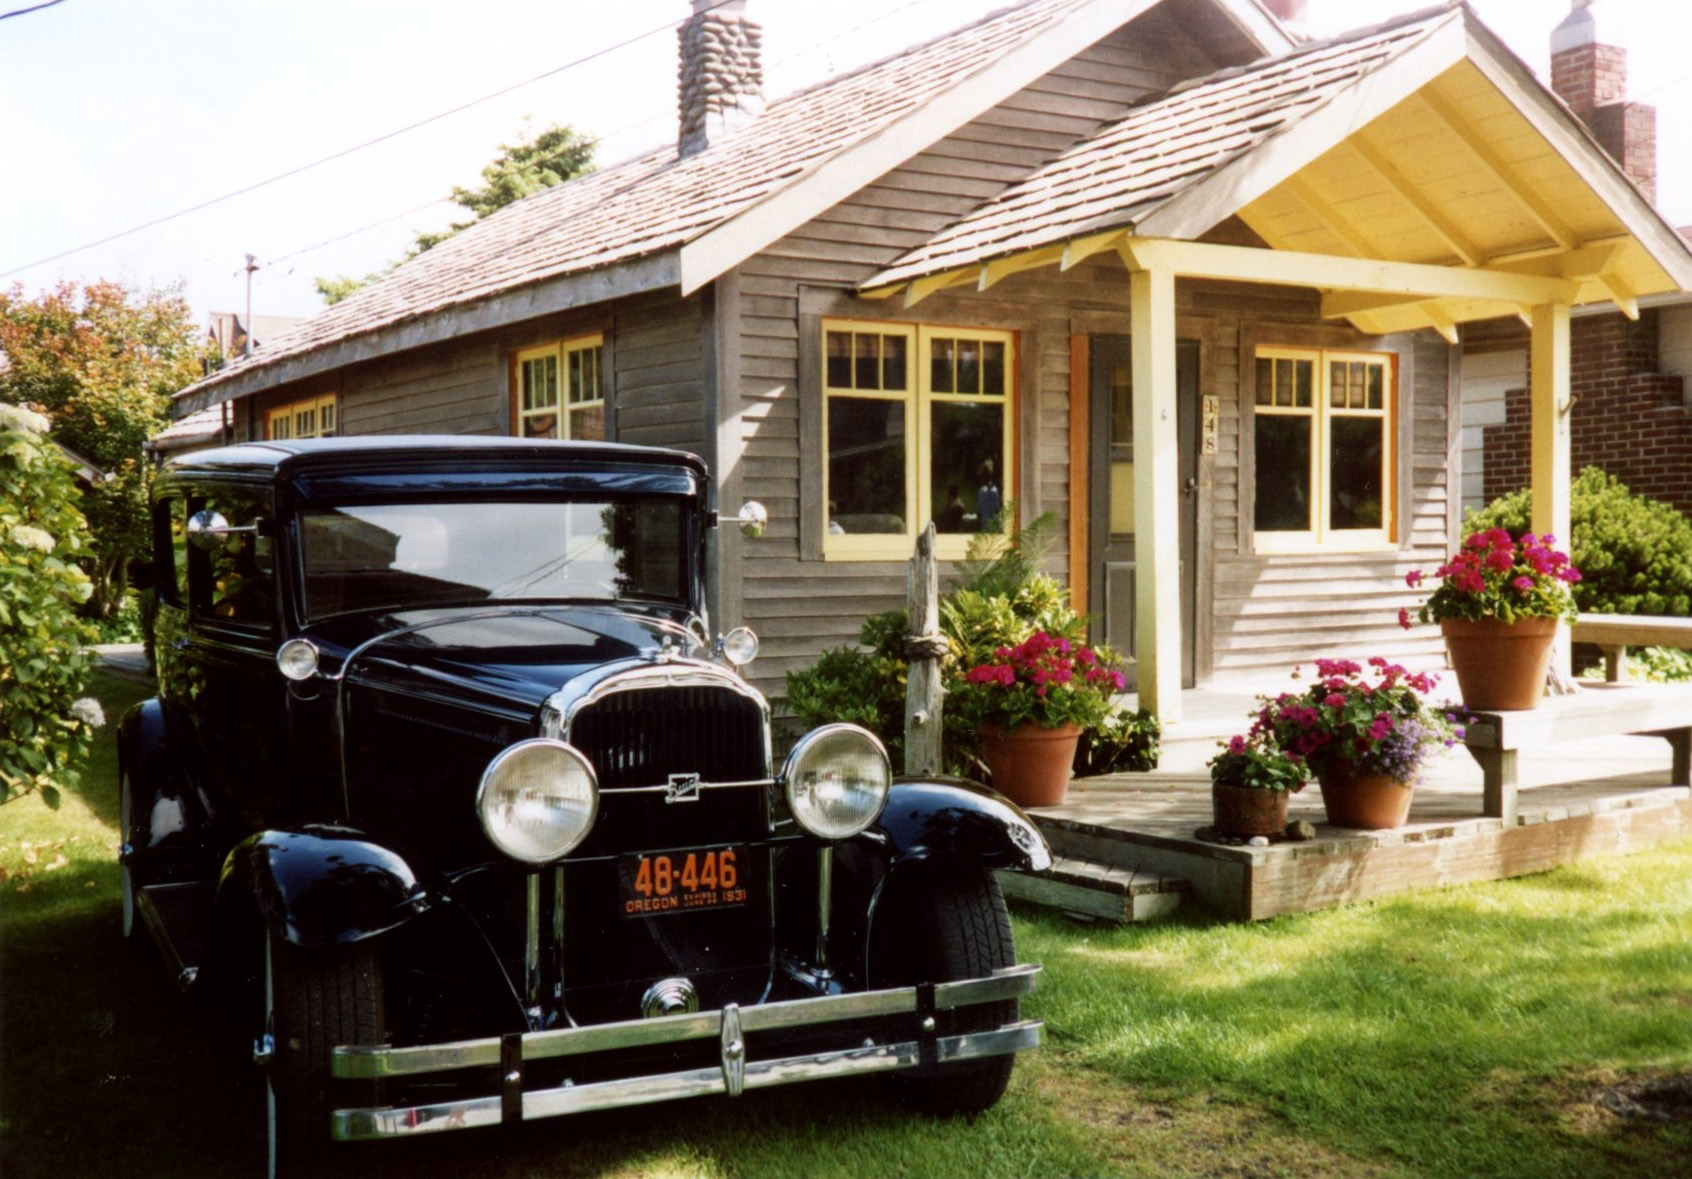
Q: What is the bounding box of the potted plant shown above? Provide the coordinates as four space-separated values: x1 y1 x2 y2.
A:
1252 658 1460 829
1402 528 1581 710
955 631 1124 807
1207 734 1306 838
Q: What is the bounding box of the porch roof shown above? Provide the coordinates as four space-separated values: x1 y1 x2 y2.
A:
862 3 1692 336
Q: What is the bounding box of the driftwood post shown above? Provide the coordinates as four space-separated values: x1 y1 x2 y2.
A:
904 522 946 775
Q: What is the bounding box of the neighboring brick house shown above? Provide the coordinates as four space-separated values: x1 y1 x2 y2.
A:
1460 0 1692 520
168 0 1692 720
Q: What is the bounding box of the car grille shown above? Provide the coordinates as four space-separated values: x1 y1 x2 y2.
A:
568 683 768 789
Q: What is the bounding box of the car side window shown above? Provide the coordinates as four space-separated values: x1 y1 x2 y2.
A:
187 489 276 630
153 496 187 607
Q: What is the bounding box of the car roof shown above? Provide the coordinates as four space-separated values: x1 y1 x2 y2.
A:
163 435 709 481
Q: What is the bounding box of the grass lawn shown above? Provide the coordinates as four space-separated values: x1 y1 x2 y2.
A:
2 668 1689 1177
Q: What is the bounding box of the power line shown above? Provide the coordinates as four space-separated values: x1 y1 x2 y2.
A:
1 1 745 279
0 0 70 21
248 0 942 274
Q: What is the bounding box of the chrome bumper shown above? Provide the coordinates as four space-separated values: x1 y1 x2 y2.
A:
330 964 1041 1141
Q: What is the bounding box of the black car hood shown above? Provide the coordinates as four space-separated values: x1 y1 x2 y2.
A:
309 607 706 719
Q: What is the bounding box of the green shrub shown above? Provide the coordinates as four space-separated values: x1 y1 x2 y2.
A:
1465 467 1692 616
0 403 101 806
785 513 1156 780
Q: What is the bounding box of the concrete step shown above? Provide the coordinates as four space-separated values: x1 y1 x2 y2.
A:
997 855 1190 924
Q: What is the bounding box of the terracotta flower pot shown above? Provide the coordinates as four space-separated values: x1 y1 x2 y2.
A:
1317 761 1414 829
1211 782 1290 838
979 721 1083 808
1440 615 1558 710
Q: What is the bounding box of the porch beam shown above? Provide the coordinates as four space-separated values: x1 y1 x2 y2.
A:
1599 273 1641 320
1282 173 1377 259
1421 305 1460 345
978 246 1065 291
1060 230 1125 272
1530 302 1573 679
1321 291 1441 318
1348 133 1483 267
1128 265 1183 723
903 270 969 308
1417 88 1579 252
1118 237 1578 305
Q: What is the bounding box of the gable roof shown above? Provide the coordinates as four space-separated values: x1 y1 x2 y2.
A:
861 1 1692 332
177 0 1289 415
867 5 1462 286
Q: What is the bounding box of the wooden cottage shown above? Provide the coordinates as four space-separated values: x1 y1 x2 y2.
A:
173 0 1692 721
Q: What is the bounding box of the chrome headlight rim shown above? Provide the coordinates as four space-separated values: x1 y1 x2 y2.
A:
779 723 891 840
475 738 600 865
716 626 760 668
276 637 320 682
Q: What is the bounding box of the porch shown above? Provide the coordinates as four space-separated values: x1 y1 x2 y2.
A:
999 678 1692 922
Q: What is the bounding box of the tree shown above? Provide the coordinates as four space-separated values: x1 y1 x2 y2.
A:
0 402 101 806
0 280 206 617
314 122 595 304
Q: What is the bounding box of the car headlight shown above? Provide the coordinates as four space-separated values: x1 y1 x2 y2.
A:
780 724 890 839
477 739 598 863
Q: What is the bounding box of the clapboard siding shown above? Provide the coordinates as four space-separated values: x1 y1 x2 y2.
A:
613 294 705 451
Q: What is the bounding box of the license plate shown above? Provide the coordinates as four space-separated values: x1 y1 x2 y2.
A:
618 846 750 918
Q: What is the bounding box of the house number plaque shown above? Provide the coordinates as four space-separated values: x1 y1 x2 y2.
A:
1201 395 1218 455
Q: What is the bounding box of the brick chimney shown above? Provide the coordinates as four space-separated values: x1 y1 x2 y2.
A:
1551 0 1656 202
677 0 764 158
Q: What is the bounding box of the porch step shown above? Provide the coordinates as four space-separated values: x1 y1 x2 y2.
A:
997 856 1190 924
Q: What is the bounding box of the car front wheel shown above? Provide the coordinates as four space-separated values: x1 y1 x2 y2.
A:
262 933 385 1176
869 862 1018 1116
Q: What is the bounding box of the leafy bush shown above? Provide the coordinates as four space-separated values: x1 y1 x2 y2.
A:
1465 468 1692 616
785 513 1157 780
0 403 101 806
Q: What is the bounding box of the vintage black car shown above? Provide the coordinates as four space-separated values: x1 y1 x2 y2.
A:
119 436 1049 1168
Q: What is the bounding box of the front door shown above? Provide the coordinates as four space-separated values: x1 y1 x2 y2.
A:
1088 335 1199 690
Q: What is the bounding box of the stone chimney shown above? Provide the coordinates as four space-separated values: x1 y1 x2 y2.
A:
1551 0 1656 202
677 0 764 158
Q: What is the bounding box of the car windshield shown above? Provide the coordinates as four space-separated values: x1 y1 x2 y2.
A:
298 499 687 620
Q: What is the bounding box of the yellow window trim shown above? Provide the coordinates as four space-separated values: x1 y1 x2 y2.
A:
821 318 1015 563
265 394 338 440
514 333 605 440
1252 346 1396 554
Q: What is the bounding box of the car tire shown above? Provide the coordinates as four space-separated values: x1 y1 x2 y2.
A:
869 862 1018 1116
264 933 385 1176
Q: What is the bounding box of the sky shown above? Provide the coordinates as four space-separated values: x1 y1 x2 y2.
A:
4 0 1691 328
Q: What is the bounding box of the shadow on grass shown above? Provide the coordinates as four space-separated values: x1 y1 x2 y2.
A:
1015 866 1692 1179
2 868 1099 1178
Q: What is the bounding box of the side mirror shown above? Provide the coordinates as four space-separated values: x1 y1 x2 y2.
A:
186 509 259 550
735 501 768 540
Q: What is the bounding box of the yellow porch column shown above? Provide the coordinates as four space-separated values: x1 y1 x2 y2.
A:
1529 302 1572 678
1129 267 1182 723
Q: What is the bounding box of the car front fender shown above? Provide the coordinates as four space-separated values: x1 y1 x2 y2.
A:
218 826 431 949
870 777 1052 874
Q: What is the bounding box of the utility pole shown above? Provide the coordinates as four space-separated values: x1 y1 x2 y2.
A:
243 254 258 358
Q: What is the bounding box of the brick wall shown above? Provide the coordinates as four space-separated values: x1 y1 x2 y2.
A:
1481 311 1692 516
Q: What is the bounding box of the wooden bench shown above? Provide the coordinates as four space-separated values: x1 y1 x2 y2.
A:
1459 683 1692 823
1571 613 1692 682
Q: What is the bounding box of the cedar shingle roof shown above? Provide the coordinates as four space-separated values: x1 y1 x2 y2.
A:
181 0 1099 402
865 5 1458 288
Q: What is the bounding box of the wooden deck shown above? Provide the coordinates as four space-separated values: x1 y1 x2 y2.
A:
1004 681 1692 921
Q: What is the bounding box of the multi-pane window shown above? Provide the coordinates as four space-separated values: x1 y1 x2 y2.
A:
1253 347 1394 551
822 320 1013 559
265 395 337 440
516 335 605 440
